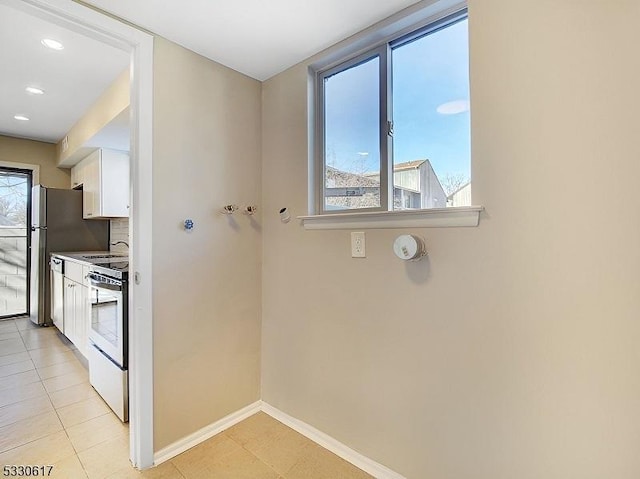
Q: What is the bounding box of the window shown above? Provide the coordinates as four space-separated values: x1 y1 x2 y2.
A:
316 9 470 215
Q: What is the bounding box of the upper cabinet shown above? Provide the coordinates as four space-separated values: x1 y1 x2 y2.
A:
72 148 129 219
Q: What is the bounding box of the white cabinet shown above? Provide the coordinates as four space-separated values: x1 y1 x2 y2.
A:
62 261 90 358
71 148 129 219
71 163 83 189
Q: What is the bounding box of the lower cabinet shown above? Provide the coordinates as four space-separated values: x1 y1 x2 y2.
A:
62 264 90 358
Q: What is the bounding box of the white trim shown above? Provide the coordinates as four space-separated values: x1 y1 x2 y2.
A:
153 401 263 466
0 161 40 185
1 0 155 469
261 403 407 479
126 23 155 471
299 205 483 230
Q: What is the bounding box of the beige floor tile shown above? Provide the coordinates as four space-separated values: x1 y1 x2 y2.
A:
0 410 63 453
43 370 89 393
0 338 27 357
171 433 242 477
48 381 99 409
22 333 71 351
14 317 39 331
50 454 89 479
0 331 21 341
0 380 47 408
66 410 129 453
0 359 35 378
57 396 111 429
19 327 60 341
177 447 279 479
0 321 18 334
78 436 131 479
0 430 75 466
0 369 41 392
243 427 317 476
0 350 31 367
105 461 184 479
38 359 87 380
0 350 31 368
29 348 79 368
285 444 373 479
0 394 54 428
225 412 290 447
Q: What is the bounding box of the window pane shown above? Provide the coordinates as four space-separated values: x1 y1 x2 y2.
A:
0 171 29 317
324 56 380 211
392 18 470 210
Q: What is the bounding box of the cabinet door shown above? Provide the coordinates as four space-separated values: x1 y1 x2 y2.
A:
74 283 89 357
71 165 81 189
51 268 64 332
82 151 100 219
100 149 129 217
62 277 76 342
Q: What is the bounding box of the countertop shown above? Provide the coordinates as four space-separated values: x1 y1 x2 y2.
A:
51 251 128 266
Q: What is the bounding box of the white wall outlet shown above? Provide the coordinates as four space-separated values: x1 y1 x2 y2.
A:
351 232 366 258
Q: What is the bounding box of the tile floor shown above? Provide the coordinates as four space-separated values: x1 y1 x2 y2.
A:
1 318 372 478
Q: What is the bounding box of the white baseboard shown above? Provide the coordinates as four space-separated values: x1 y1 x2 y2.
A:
152 400 405 479
153 400 262 465
261 402 406 479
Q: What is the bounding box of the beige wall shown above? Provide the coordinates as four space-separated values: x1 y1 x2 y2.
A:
261 1 640 478
56 69 129 167
152 37 262 451
0 135 70 188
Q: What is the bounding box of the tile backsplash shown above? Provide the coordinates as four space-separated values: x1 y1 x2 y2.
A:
110 218 129 254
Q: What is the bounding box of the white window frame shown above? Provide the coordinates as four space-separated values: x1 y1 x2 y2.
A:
303 1 482 230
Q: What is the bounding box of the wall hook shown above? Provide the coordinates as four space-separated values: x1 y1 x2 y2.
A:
245 205 257 215
222 204 239 215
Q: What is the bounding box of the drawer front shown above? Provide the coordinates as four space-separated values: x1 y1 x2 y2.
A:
65 260 85 284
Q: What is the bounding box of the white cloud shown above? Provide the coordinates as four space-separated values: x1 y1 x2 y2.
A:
436 100 470 115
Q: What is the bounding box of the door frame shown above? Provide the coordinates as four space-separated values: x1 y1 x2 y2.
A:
0 0 156 468
0 165 33 319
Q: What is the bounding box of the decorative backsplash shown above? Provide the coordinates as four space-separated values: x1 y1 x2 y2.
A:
110 218 129 254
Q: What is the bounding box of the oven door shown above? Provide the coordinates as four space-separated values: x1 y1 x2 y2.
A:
87 273 125 368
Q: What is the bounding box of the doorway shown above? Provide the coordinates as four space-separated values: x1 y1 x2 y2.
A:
0 166 32 319
5 0 155 468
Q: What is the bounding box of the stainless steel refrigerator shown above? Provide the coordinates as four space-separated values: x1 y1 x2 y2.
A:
29 186 109 326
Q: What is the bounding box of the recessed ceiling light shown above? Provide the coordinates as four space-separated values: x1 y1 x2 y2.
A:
25 86 45 95
14 115 30 121
41 38 64 50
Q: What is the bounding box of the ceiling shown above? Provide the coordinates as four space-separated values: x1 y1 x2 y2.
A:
1 0 421 145
0 2 129 144
82 0 422 81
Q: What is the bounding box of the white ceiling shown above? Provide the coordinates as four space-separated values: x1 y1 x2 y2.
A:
0 3 130 145
83 0 422 81
1 0 421 145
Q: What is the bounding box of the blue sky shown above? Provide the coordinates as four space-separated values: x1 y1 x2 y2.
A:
324 19 470 181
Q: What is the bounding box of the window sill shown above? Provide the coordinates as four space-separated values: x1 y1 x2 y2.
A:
298 206 484 230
